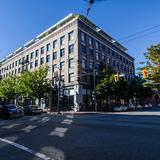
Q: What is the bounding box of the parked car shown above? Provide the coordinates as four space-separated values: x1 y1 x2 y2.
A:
128 104 136 111
0 104 24 118
113 105 128 112
23 105 42 115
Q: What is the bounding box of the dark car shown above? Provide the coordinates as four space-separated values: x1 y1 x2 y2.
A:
23 105 42 115
0 104 24 119
0 105 3 117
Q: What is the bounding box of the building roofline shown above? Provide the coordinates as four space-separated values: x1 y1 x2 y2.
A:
0 13 134 64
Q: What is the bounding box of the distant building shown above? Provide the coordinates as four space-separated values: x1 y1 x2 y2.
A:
0 13 135 111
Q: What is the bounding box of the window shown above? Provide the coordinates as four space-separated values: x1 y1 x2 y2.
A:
82 59 86 68
81 32 86 41
35 60 38 67
9 64 11 69
102 54 106 62
46 55 50 63
31 52 34 59
102 44 105 52
52 64 57 73
60 61 65 70
81 44 86 55
46 43 50 52
111 50 115 57
89 48 94 58
107 48 110 54
30 62 33 69
41 47 44 54
53 52 57 60
18 68 21 73
89 61 93 69
26 54 29 61
96 52 100 60
88 37 93 46
69 31 74 41
116 53 119 59
69 44 74 54
12 62 14 68
69 59 74 68
35 50 39 57
60 48 65 57
95 41 100 49
69 73 74 82
60 36 65 45
40 57 44 65
53 40 57 48
19 59 21 65
15 69 17 75
15 61 18 67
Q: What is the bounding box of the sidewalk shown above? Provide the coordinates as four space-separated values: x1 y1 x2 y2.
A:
47 111 99 115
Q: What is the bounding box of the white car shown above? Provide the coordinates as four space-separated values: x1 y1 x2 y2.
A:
136 105 143 109
114 106 123 112
144 104 149 108
128 104 136 110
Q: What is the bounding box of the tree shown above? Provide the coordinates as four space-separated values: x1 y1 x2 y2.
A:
0 76 19 103
19 66 50 104
138 44 160 91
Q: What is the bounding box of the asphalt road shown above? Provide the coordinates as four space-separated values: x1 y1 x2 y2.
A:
0 108 160 160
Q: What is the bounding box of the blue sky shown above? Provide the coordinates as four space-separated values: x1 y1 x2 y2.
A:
0 0 159 68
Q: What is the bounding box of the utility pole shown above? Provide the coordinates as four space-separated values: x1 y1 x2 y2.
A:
57 67 62 114
93 69 97 112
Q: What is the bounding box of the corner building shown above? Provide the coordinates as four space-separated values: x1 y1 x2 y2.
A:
0 14 135 111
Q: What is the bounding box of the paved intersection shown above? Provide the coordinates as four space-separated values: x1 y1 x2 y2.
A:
0 108 160 160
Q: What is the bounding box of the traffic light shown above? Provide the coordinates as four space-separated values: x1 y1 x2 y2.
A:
143 69 148 78
114 74 120 82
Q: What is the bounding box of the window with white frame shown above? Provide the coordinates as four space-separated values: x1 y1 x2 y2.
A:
60 36 65 45
53 40 57 48
60 48 65 57
69 58 74 68
46 55 50 63
69 44 74 54
69 73 74 82
46 43 50 52
69 31 74 41
53 52 57 60
60 61 65 70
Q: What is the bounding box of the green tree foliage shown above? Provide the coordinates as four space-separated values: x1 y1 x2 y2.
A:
19 66 50 103
0 76 19 103
138 44 160 91
0 66 50 104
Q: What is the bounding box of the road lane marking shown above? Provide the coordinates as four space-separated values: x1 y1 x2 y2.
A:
61 119 73 125
3 123 20 129
38 117 51 123
21 125 37 133
49 127 68 137
0 138 54 160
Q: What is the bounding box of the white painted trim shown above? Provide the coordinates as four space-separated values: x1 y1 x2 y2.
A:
0 138 54 160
